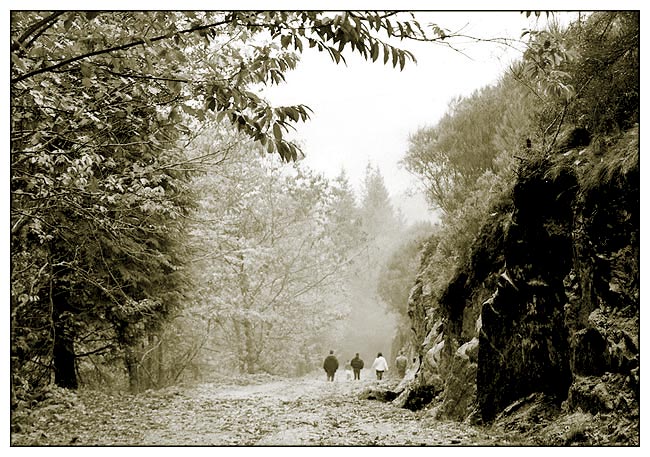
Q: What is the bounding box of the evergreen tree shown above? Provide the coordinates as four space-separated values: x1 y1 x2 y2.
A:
360 164 400 241
335 164 405 360
10 10 438 393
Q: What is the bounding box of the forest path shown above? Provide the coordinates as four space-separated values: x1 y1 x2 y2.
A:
12 373 515 446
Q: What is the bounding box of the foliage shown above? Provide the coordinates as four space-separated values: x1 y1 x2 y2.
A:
513 12 639 152
10 10 447 393
519 27 578 100
11 11 434 161
402 81 522 215
11 19 194 391
185 130 361 376
360 164 398 228
337 164 407 361
377 223 434 318
559 12 639 143
402 12 639 316
327 169 364 253
402 70 536 303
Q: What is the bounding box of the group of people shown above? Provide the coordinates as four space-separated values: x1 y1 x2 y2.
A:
322 350 410 381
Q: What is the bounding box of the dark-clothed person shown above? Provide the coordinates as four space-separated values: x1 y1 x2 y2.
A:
323 350 339 381
350 353 364 380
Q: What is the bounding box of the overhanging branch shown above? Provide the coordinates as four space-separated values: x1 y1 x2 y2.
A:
11 15 232 84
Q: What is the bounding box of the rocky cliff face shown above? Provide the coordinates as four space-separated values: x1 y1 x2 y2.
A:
399 126 639 442
477 154 576 421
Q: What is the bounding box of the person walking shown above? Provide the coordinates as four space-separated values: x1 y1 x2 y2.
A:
395 352 408 378
350 353 364 380
344 360 353 380
323 350 339 382
371 352 388 380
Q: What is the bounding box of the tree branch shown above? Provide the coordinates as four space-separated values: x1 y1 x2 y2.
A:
11 15 232 84
75 344 115 358
11 11 67 52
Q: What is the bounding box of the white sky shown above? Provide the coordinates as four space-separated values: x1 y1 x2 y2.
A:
262 11 578 224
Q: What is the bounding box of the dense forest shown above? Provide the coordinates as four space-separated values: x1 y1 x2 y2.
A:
10 11 638 445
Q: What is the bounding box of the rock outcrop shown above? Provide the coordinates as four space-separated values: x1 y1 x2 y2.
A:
400 126 639 441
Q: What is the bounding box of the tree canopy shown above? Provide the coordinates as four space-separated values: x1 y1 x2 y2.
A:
11 10 447 394
402 10 639 330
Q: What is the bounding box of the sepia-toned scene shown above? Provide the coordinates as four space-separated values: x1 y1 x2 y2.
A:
9 10 639 446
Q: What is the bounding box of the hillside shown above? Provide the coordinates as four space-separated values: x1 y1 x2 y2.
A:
393 124 639 445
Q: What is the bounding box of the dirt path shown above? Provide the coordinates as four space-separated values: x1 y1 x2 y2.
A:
12 374 514 446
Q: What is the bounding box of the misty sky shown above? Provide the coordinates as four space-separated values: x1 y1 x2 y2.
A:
263 11 578 224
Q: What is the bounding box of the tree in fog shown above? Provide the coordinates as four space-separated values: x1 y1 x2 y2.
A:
336 164 405 360
11 10 441 393
378 222 434 319
187 130 362 375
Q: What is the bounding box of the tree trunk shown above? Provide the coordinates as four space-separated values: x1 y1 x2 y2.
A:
142 334 155 390
156 334 164 386
124 345 140 393
116 321 143 393
244 321 257 374
53 334 78 389
51 288 78 389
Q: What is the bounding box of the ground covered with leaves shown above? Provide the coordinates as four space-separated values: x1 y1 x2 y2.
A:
12 372 519 446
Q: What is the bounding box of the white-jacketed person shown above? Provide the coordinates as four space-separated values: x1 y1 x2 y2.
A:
371 352 388 380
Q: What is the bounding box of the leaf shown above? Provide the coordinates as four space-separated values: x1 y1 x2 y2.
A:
277 141 290 160
385 18 393 36
285 108 298 122
370 42 379 62
80 63 93 78
11 54 27 72
272 123 282 141
294 36 303 52
63 16 75 31
330 48 341 64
